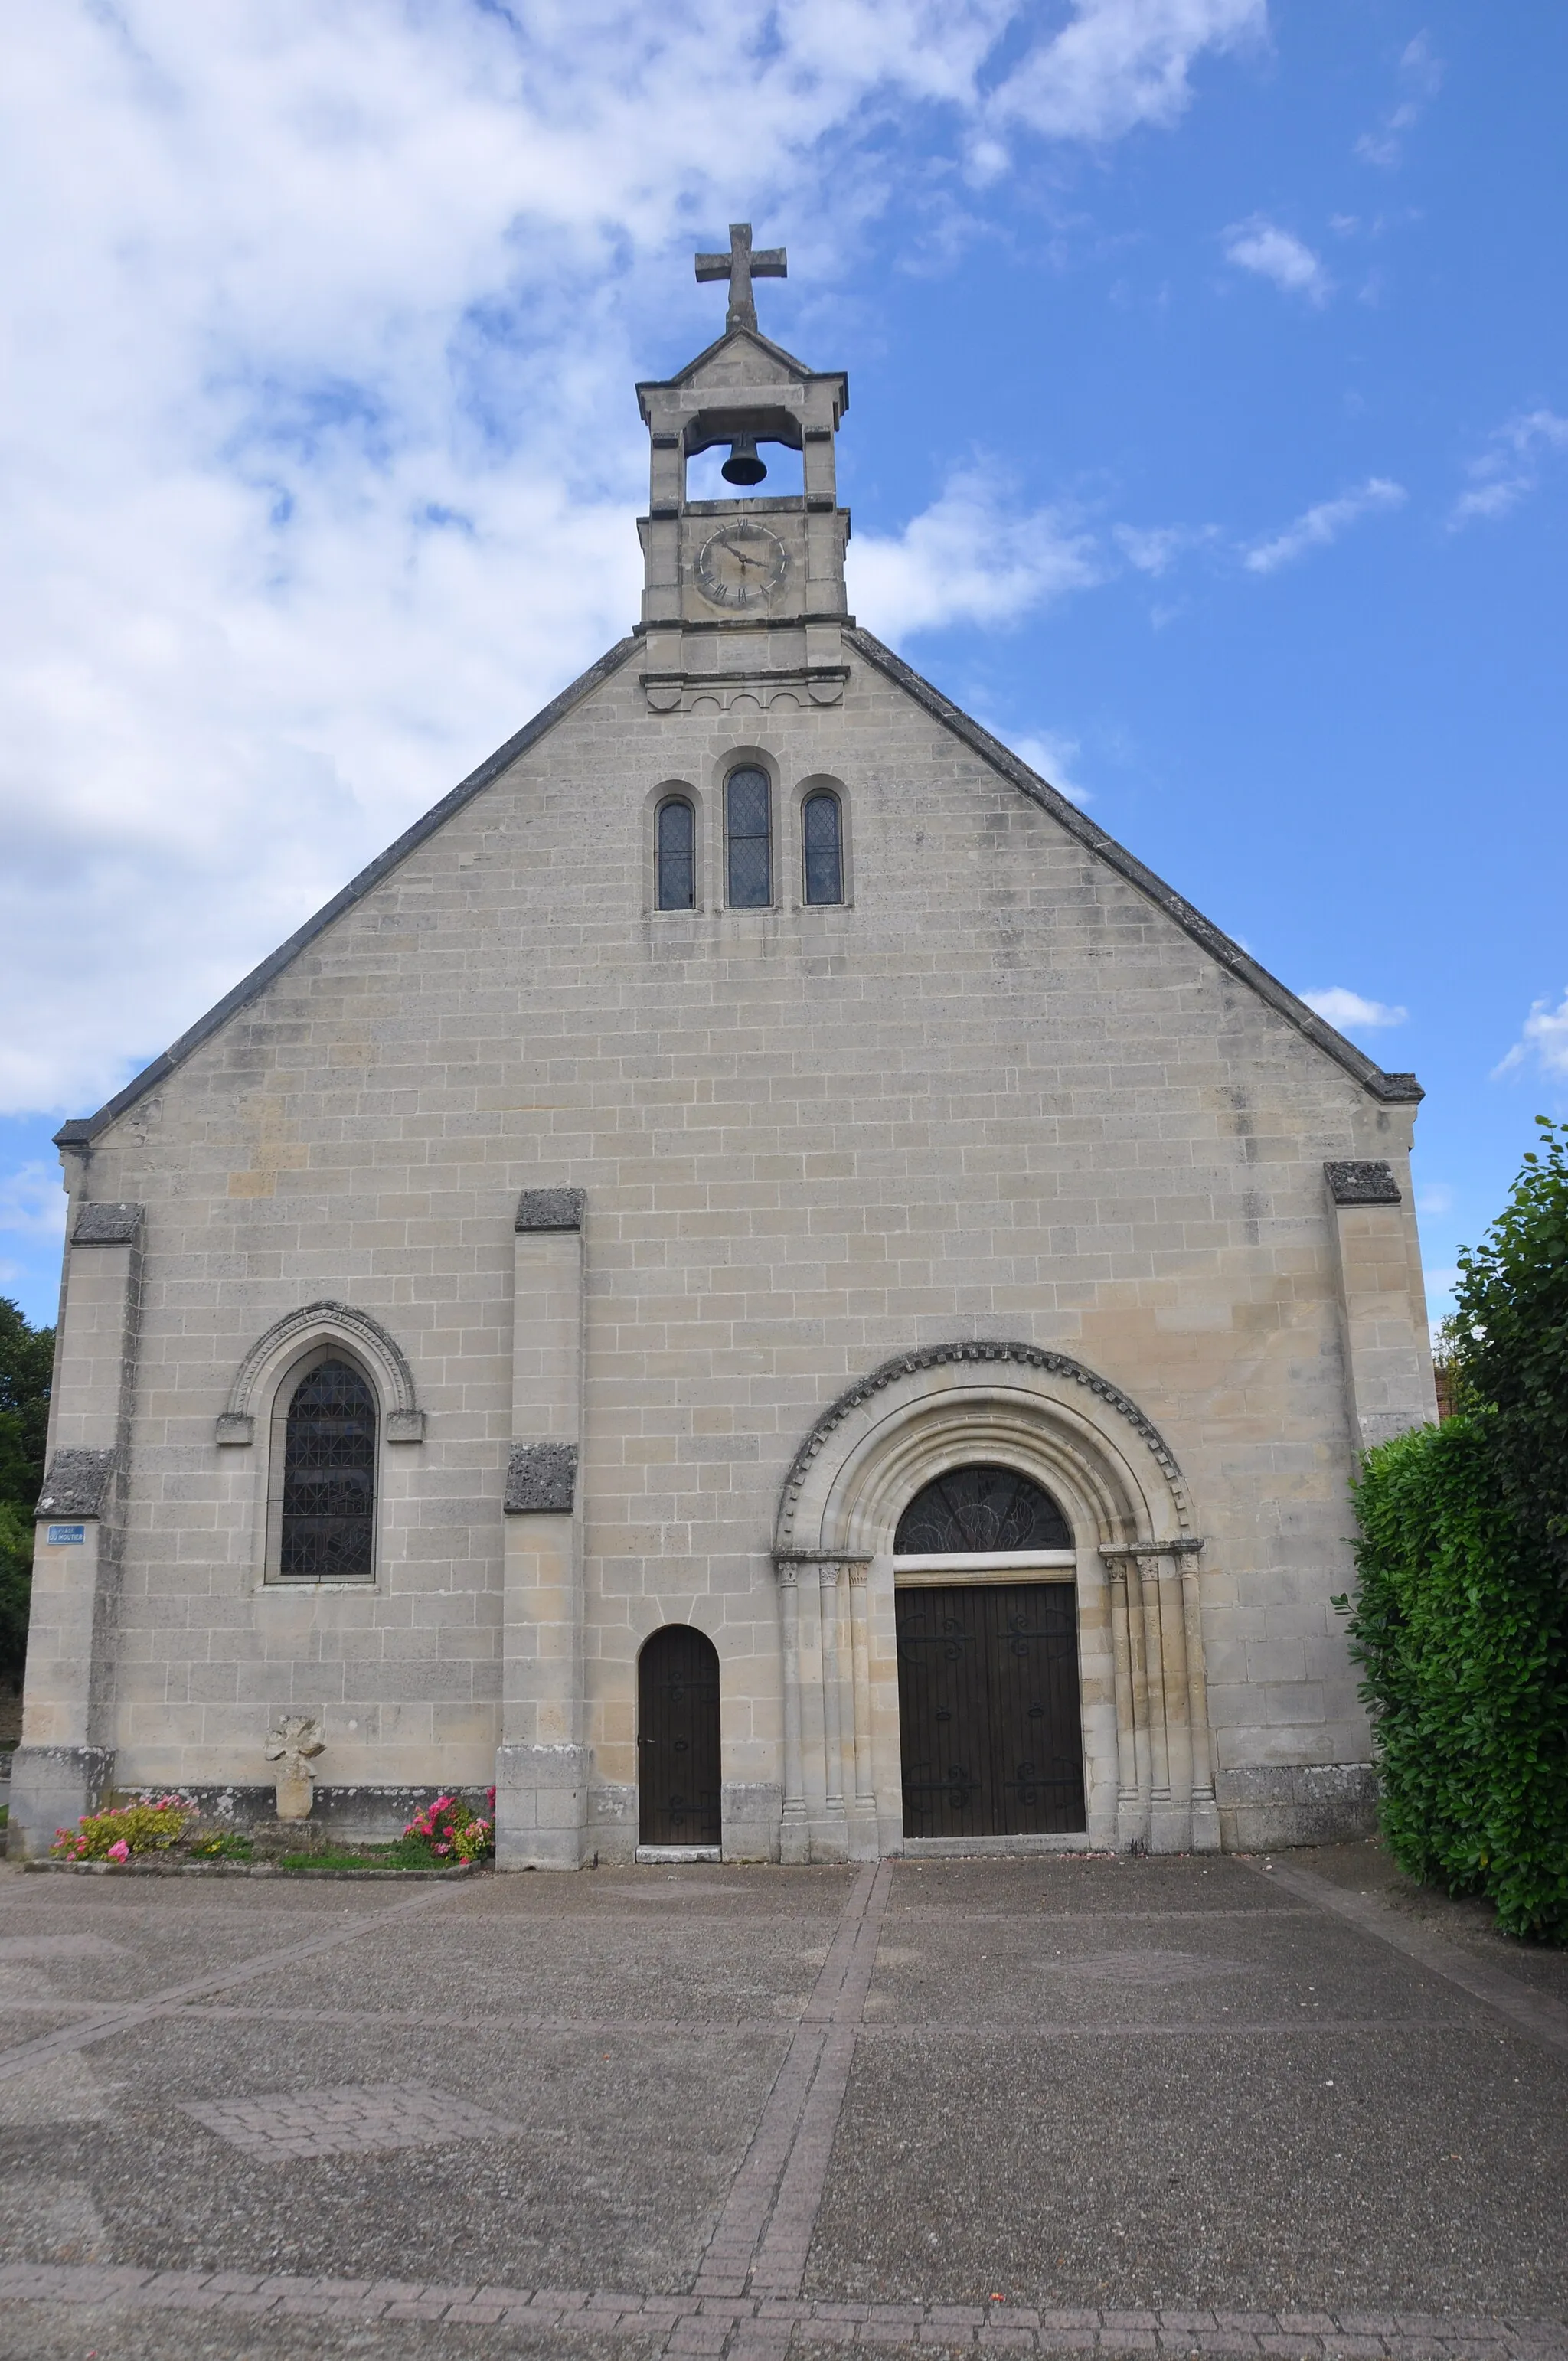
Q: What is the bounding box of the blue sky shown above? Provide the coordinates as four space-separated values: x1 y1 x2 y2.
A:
2 1 1564 1329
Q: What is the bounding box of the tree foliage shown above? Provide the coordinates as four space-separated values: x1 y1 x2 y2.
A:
1450 1115 1568 1579
0 1295 55 1680
1343 1119 1568 1943
1348 1417 1568 1941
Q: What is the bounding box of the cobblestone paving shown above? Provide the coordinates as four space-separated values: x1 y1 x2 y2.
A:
183 2081 521 2160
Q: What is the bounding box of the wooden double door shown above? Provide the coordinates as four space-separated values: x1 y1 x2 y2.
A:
637 1625 721 1847
896 1581 1086 1838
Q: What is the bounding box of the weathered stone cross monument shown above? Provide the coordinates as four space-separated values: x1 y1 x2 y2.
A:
694 222 787 334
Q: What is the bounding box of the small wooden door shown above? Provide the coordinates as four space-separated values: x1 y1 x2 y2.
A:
897 1582 1086 1838
637 1625 721 1847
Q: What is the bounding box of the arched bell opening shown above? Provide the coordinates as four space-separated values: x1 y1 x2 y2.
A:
636 1625 721 1848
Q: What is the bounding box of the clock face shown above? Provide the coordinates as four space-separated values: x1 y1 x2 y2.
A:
694 522 788 610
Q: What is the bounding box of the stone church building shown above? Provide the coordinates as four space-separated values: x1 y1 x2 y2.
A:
12 230 1436 1866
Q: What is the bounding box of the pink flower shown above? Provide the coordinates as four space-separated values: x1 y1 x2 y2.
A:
106 1840 130 1863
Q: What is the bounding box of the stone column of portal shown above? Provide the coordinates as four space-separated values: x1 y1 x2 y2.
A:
10 1201 142 1858
776 1563 808 1864
1179 1551 1220 1852
1151 1551 1193 1854
813 1561 849 1863
847 1562 878 1860
1102 1554 1145 1851
496 1188 587 1870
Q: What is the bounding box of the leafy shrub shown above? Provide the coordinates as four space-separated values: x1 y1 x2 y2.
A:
397 1791 494 1865
51 1796 189 1861
1344 1416 1568 1941
1451 1115 1568 1582
188 1830 253 1860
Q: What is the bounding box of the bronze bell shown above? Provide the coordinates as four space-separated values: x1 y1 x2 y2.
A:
721 434 767 486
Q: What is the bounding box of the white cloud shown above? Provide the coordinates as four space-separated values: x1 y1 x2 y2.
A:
1355 31 1444 169
988 0 1265 145
849 472 1102 639
0 2 1269 1118
1242 478 1406 574
1493 988 1568 1081
1415 1181 1453 1217
1222 217 1331 305
1113 521 1217 574
1004 730 1093 805
0 1163 67 1243
1449 409 1568 530
1302 986 1409 1034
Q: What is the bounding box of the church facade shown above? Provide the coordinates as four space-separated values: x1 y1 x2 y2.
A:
11 232 1436 1866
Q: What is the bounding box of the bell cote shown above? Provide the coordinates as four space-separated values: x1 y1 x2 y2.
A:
633 224 851 714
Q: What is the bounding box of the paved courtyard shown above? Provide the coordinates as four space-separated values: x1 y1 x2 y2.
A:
0 1843 1564 2359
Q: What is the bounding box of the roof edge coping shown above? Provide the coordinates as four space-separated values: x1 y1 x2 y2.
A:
844 628 1422 1108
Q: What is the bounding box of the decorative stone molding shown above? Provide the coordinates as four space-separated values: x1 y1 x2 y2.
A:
505 1442 578 1514
35 1448 118 1520
514 1187 586 1233
218 1301 424 1446
70 1201 143 1246
1323 1159 1402 1205
776 1340 1194 1550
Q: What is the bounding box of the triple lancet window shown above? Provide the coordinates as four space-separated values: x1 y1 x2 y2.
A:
653 768 848 911
277 1357 376 1579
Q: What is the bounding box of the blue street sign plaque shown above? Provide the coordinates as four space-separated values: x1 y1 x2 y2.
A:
46 1524 87 1546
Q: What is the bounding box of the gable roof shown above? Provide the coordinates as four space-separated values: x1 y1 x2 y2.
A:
57 625 1419 1149
635 322 844 406
846 628 1419 1106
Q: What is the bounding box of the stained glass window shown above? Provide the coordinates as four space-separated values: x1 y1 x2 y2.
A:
656 795 695 910
279 1358 375 1579
802 789 843 905
894 1463 1071 1556
726 766 771 907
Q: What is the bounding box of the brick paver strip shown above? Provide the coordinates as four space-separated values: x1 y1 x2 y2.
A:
0 1876 461 2082
0 2265 1561 2356
182 2079 521 2160
1246 1860 1568 2059
694 1860 893 2314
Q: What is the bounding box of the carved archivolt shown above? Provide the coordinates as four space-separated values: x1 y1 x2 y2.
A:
217 1301 423 1445
776 1340 1194 1556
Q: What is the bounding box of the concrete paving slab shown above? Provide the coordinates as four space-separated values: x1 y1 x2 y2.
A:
0 1855 1563 2360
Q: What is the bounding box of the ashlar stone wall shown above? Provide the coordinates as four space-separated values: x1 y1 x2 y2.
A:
14 630 1434 1857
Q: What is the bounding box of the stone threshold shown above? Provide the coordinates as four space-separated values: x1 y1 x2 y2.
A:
635 1845 723 1864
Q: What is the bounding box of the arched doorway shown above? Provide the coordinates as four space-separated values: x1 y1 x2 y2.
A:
893 1464 1086 1839
637 1626 721 1847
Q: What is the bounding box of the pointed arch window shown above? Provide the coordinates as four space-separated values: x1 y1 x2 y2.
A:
802 789 844 905
277 1357 377 1580
725 766 772 907
655 794 695 911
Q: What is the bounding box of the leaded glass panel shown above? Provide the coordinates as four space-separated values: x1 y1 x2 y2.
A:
279 1358 375 1579
656 796 695 909
894 1462 1071 1555
802 790 843 904
726 766 771 907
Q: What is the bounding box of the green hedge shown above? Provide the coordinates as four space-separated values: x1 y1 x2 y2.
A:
1344 1415 1568 1942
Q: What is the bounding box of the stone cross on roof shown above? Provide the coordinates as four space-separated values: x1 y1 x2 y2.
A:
694 222 787 336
